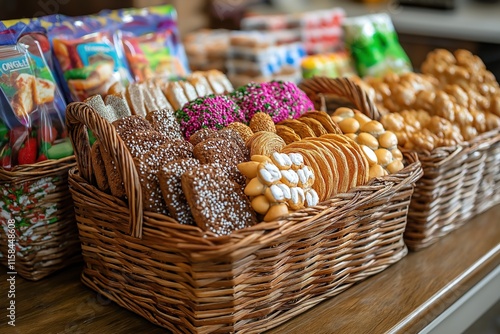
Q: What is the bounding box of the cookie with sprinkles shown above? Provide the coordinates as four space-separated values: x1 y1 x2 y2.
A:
193 137 246 185
175 94 246 140
145 108 183 140
264 81 314 119
158 158 200 225
134 140 194 214
181 164 257 236
112 115 153 139
230 82 290 123
189 128 217 146
123 130 169 158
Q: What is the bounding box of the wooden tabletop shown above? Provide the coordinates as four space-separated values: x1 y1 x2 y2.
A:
2 205 499 334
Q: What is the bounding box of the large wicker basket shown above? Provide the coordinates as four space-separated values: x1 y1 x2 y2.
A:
65 101 422 333
299 76 500 251
0 156 81 280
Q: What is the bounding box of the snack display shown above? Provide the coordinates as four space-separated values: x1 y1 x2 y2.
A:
226 31 306 87
65 57 423 333
184 29 230 72
0 21 73 168
241 8 345 55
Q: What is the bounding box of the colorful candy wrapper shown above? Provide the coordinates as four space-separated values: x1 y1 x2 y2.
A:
47 15 131 102
0 21 72 169
108 5 190 82
343 14 412 77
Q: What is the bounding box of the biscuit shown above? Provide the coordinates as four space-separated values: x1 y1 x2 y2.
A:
189 128 217 146
279 119 316 139
146 108 183 140
125 83 147 117
246 131 286 157
113 115 153 139
90 141 109 192
164 81 189 110
301 111 342 134
179 80 199 101
217 128 250 159
99 142 125 198
298 117 328 136
225 122 254 142
186 73 214 96
249 112 276 133
181 164 256 235
135 140 194 214
144 79 173 110
193 137 246 185
275 125 301 144
158 158 200 224
124 130 170 158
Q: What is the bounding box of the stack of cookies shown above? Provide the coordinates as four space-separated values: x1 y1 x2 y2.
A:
280 134 370 201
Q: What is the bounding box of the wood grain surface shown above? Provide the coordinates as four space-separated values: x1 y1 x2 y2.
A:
1 205 499 334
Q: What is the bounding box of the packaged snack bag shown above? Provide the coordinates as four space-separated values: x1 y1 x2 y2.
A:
0 21 72 169
47 15 131 102
301 52 357 79
109 5 190 82
343 14 412 77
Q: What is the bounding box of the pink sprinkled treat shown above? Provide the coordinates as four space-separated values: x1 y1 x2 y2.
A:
264 81 314 118
176 95 245 140
231 81 314 124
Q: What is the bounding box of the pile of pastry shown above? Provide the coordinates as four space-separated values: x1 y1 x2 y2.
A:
358 49 500 152
107 69 234 117
83 80 405 236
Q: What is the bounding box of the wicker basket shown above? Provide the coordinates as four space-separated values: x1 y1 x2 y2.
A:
65 101 422 333
0 156 81 280
299 76 500 251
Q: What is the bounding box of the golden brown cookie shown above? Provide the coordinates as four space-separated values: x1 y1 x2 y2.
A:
275 125 301 144
298 117 328 136
249 112 276 133
246 131 286 157
279 119 316 139
225 122 254 142
301 111 342 134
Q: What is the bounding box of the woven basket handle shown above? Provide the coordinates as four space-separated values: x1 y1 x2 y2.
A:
299 77 381 120
66 102 143 238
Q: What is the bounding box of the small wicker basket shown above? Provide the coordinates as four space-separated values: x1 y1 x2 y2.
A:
65 98 422 333
0 156 81 281
299 76 500 251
